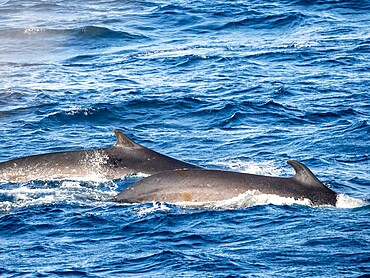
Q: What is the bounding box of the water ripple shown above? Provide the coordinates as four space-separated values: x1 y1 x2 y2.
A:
1 0 369 276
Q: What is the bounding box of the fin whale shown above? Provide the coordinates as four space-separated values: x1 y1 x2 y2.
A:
0 129 200 183
114 160 338 206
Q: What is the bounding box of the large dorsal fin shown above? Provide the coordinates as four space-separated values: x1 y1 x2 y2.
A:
287 160 324 187
114 129 142 148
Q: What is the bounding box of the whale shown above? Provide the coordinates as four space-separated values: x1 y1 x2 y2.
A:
114 160 338 206
0 129 200 183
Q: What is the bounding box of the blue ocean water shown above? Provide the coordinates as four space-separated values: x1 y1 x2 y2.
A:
0 0 369 276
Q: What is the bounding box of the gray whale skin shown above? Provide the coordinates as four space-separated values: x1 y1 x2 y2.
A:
0 129 200 182
114 160 338 206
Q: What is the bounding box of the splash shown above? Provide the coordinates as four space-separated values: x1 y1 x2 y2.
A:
173 191 368 210
80 150 110 179
336 194 369 209
128 190 368 211
0 180 118 212
174 190 312 210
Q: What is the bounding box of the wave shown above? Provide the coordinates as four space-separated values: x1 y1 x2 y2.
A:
313 0 370 10
71 26 146 40
191 99 308 128
0 26 146 41
215 12 305 31
37 104 122 129
302 109 359 123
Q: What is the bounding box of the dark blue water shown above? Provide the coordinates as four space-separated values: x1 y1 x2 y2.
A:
1 0 369 276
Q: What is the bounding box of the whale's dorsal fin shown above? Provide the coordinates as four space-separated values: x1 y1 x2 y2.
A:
114 129 141 148
287 160 324 187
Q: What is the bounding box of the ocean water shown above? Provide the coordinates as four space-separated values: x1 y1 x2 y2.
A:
0 0 369 277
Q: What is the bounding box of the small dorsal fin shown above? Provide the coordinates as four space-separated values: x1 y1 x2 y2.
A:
114 129 141 148
287 160 324 187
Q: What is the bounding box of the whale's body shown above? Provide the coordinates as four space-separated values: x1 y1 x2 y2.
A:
114 160 338 206
0 130 200 182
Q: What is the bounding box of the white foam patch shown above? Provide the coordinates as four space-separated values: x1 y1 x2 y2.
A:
63 106 96 116
54 176 111 183
173 192 368 210
125 172 151 179
336 194 368 209
135 202 171 216
60 181 84 188
0 201 12 212
174 190 312 210
0 180 119 212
